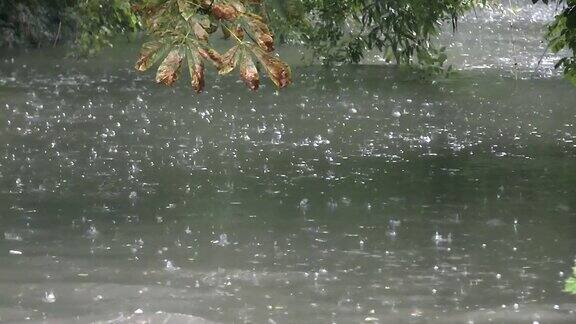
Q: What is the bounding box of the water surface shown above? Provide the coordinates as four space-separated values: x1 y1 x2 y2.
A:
0 2 576 324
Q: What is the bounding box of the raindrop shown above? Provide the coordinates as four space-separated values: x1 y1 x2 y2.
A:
43 291 56 303
4 232 22 241
341 197 351 206
327 199 338 212
86 224 99 238
164 260 179 271
298 198 310 214
129 191 138 204
433 232 452 244
214 233 230 247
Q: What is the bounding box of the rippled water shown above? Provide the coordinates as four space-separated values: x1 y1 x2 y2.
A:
1 2 576 324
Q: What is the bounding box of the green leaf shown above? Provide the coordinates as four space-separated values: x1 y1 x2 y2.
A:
565 268 576 295
565 68 576 86
177 0 195 21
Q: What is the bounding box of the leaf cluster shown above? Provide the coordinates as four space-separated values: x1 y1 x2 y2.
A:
545 0 576 85
4 0 576 89
278 0 485 71
71 0 140 56
134 0 291 92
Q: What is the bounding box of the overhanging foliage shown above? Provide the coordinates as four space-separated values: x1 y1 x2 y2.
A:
2 0 576 88
132 0 291 92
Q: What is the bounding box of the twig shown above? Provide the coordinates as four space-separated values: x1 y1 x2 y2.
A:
535 43 551 73
53 20 62 47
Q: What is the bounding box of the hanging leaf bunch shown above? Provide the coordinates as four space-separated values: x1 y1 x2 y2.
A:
133 0 292 92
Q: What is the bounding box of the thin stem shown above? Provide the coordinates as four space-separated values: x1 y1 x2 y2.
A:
222 23 244 44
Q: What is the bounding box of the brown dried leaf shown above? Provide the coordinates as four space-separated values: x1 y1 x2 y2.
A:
198 47 223 68
192 22 209 41
249 18 274 52
229 1 246 14
135 40 165 72
198 17 218 34
251 46 291 88
187 50 205 93
219 45 240 75
212 4 238 21
156 49 184 86
240 53 259 91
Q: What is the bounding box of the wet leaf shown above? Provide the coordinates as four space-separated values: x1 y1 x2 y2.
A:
187 50 205 92
229 1 246 14
251 46 291 88
132 0 290 91
198 47 223 67
248 17 274 52
240 53 259 90
219 45 240 75
177 0 195 21
203 16 220 34
176 0 189 11
212 4 238 21
192 22 209 41
156 49 184 86
135 40 165 72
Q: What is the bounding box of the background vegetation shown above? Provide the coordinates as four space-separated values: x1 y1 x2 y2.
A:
1 0 575 86
0 0 138 54
567 267 576 295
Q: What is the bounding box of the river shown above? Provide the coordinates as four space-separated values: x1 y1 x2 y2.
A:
0 2 575 324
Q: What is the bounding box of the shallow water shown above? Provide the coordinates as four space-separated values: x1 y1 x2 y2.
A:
1 2 576 324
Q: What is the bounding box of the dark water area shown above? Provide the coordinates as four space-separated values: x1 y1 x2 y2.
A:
1 2 576 324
